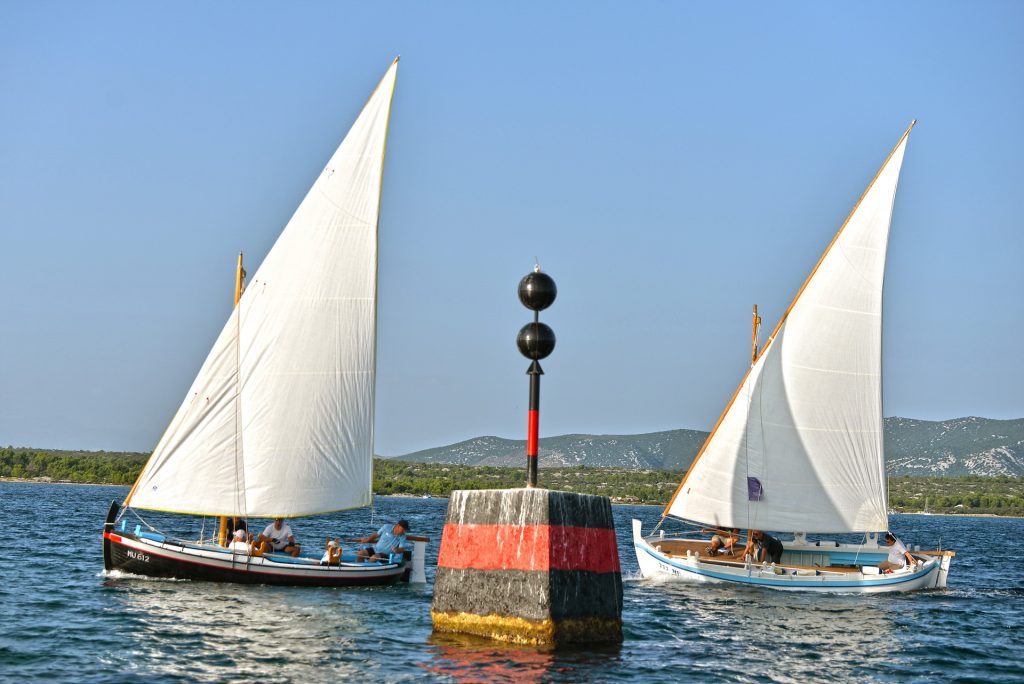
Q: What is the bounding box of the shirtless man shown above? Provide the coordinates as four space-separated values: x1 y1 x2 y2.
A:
703 527 740 556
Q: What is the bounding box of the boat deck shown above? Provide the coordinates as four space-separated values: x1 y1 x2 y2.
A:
647 537 864 573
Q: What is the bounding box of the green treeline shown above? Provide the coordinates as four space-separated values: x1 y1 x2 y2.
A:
373 459 682 503
2 447 1022 515
0 447 147 485
888 475 1024 515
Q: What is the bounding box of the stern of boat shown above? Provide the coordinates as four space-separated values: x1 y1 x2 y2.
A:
919 550 955 588
404 535 429 583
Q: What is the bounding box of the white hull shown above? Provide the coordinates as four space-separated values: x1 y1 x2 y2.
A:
632 520 951 594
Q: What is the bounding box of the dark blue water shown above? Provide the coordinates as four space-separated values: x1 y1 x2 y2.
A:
1 482 1021 682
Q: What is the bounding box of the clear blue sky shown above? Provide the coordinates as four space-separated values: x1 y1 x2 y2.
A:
2 2 1021 456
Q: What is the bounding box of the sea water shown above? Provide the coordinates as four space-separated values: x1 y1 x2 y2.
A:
0 482 1021 682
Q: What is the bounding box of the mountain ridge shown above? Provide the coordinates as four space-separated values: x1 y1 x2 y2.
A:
389 416 1024 477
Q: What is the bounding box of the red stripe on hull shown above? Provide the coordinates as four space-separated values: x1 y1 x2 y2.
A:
437 523 620 574
104 533 405 586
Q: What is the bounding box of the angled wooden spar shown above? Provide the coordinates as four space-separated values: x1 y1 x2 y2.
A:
750 304 761 366
662 120 917 519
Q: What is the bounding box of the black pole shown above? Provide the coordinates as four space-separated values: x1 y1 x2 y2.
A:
517 267 556 489
527 359 542 487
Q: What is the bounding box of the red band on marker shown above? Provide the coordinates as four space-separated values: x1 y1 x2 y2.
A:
527 410 539 455
437 523 620 574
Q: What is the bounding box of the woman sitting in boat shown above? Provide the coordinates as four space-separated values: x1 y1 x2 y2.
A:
745 530 783 564
879 531 917 572
702 527 740 556
321 538 342 566
253 518 301 557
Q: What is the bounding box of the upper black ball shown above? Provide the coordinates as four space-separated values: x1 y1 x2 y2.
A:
518 271 557 311
517 322 556 360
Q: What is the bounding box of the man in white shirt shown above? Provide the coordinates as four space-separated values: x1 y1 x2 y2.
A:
879 531 916 571
255 518 301 557
228 529 251 555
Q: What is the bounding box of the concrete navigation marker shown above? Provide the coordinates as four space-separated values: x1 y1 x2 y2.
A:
431 488 623 645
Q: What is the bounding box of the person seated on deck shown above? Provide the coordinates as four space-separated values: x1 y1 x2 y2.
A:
745 530 783 564
227 529 251 555
221 516 249 547
320 538 342 566
253 518 301 557
879 531 916 573
354 520 409 563
702 527 740 556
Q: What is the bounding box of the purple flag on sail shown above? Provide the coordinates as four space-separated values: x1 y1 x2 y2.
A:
747 477 764 502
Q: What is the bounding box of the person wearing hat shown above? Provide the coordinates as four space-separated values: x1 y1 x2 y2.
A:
354 520 410 563
227 529 251 555
879 531 916 572
321 538 342 566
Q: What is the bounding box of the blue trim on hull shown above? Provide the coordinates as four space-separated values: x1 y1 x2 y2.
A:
105 532 406 587
636 542 935 589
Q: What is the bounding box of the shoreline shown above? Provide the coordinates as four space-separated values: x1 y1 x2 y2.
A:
0 477 129 488
1 478 1019 517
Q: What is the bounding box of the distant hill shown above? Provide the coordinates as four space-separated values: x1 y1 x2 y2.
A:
390 430 708 470
391 416 1024 477
884 416 1024 476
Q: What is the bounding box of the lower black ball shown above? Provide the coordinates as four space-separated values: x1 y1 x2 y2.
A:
517 322 556 360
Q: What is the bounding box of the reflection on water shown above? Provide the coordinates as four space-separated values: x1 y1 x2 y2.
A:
424 633 622 683
104 581 377 681
625 578 894 682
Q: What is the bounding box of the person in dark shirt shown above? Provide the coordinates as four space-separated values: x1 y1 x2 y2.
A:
747 529 783 564
220 517 249 547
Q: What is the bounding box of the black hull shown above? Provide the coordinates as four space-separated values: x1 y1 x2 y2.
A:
104 532 406 587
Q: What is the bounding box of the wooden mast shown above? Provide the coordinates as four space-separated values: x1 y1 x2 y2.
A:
218 253 246 546
750 304 761 366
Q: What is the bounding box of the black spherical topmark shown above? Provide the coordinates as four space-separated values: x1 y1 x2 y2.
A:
517 322 556 360
518 271 557 312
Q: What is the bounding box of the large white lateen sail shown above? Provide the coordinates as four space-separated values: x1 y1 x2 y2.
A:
664 124 912 534
126 60 398 518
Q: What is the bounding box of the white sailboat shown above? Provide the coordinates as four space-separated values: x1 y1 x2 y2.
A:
103 59 426 586
633 122 955 592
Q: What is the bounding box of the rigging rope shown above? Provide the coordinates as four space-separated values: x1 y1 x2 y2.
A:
125 507 163 535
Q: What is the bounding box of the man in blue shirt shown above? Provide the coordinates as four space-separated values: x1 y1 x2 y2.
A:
355 519 410 563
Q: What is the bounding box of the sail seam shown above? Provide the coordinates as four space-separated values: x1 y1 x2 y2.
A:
781 364 879 377
811 304 879 316
833 242 884 292
755 423 881 433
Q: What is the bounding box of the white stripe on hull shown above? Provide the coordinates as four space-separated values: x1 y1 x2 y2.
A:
631 519 945 594
107 532 406 584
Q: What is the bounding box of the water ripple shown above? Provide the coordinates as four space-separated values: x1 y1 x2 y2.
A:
1 482 1023 682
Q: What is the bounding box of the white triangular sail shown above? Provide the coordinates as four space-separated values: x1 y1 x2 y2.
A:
665 125 912 534
126 60 398 518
